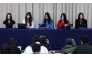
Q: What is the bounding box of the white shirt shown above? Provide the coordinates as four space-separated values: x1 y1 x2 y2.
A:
23 46 49 54
22 19 34 28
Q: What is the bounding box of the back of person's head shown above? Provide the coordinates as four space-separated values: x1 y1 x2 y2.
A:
1 44 9 54
32 35 40 44
32 43 41 54
8 38 17 48
66 38 73 45
40 35 47 46
7 38 20 54
81 35 89 44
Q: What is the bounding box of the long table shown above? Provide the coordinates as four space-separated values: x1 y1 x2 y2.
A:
0 28 92 50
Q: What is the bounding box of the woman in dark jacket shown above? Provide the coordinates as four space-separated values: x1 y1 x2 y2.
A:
46 39 52 51
40 35 52 51
3 13 15 28
75 12 87 28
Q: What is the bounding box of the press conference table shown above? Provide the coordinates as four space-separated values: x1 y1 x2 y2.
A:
0 28 92 50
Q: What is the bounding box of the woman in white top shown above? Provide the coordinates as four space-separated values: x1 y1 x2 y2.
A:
22 12 34 28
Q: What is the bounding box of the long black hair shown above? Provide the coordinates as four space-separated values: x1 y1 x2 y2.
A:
32 35 40 44
40 35 47 46
78 12 84 24
25 12 33 26
7 38 21 54
60 13 68 23
44 12 52 26
6 13 12 21
78 12 84 20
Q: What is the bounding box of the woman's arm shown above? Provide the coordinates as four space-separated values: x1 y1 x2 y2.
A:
12 20 15 24
3 20 6 24
31 21 34 28
42 20 44 24
22 19 25 23
29 21 34 28
49 20 54 28
64 21 70 27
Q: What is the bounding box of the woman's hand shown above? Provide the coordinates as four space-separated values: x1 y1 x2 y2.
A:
26 26 30 28
62 20 64 23
65 24 69 27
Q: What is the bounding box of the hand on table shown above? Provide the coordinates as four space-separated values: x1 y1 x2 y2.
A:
26 26 30 28
65 24 69 27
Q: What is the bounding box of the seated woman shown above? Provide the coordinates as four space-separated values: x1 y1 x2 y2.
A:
75 12 87 29
3 13 15 28
41 12 54 29
57 13 70 29
22 12 34 28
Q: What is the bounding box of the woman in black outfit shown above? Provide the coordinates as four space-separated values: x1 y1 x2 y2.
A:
75 12 87 28
3 13 15 28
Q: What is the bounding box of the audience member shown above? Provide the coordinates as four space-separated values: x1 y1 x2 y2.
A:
61 38 75 54
46 39 55 54
23 35 40 54
73 35 92 54
1 44 9 54
46 39 52 51
72 39 77 47
40 35 49 54
32 35 40 44
32 43 41 54
7 38 21 54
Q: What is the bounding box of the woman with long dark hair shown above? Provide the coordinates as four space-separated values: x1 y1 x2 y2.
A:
7 38 21 54
41 12 54 29
22 12 34 28
75 12 87 28
3 13 15 28
57 13 70 29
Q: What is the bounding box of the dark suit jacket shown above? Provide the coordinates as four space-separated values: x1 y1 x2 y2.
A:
72 43 92 54
75 19 87 28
